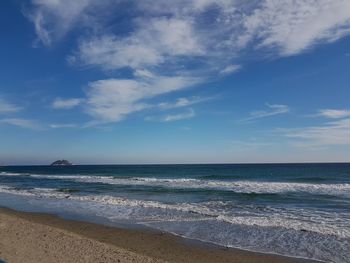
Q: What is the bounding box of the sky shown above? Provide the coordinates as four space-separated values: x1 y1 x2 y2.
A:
0 0 350 165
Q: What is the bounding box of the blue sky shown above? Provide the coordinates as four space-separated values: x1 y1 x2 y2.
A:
1 0 350 165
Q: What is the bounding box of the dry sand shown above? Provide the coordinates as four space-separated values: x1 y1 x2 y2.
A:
0 208 317 263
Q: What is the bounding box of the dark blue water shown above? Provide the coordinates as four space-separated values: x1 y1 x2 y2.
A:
0 163 349 262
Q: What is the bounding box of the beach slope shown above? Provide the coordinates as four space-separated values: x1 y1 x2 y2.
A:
0 208 163 263
0 208 315 263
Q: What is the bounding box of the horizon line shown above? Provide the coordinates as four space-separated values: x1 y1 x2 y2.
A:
2 161 350 167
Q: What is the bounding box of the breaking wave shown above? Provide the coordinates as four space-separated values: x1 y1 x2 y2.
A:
1 172 349 197
0 185 349 239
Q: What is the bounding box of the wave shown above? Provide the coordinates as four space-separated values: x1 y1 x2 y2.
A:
0 172 30 176
198 174 236 180
2 172 350 197
7 173 348 197
0 185 349 239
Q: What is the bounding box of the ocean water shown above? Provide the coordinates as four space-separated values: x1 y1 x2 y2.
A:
0 163 349 262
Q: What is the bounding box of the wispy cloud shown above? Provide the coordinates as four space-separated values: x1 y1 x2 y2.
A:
158 96 213 110
163 109 195 122
52 98 83 109
25 0 100 47
25 0 350 124
317 109 350 119
282 118 350 147
85 75 200 123
1 119 78 130
238 0 350 56
220 65 241 75
50 123 77 128
74 17 203 71
0 98 21 114
27 0 350 61
146 108 195 122
0 118 41 129
242 103 290 122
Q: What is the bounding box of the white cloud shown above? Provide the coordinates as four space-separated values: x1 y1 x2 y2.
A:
137 0 233 13
139 0 350 59
24 0 350 124
50 123 77 128
134 69 155 79
56 0 350 80
318 109 350 119
0 98 21 114
75 17 203 71
77 35 162 70
240 0 350 55
147 17 203 56
162 108 195 122
25 0 98 46
146 108 196 122
283 118 350 146
244 103 290 121
28 0 350 56
0 118 41 129
85 75 199 123
220 65 241 75
158 96 213 109
52 98 83 109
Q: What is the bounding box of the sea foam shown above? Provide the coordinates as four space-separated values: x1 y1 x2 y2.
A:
2 172 349 197
0 184 349 239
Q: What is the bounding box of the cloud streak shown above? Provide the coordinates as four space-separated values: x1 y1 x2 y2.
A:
74 17 203 71
85 74 200 123
28 0 350 60
146 108 196 122
50 123 77 128
220 65 241 75
25 0 350 124
25 0 99 46
158 96 213 110
0 118 41 130
0 98 21 114
317 109 350 119
243 103 290 122
52 98 83 109
162 108 196 122
283 118 350 147
239 0 350 56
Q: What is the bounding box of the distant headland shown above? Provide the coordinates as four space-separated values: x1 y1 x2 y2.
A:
50 160 73 166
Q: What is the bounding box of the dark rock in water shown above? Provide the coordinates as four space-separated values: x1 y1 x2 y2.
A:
58 188 79 193
50 160 73 166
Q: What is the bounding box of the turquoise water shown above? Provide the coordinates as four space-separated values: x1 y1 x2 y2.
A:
0 163 349 262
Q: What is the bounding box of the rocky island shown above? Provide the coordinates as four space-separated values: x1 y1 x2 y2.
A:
50 160 73 166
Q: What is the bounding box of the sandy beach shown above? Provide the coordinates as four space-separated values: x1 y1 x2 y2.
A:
0 207 317 263
1 0 349 261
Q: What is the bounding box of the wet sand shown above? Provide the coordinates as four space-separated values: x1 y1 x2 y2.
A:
0 207 317 263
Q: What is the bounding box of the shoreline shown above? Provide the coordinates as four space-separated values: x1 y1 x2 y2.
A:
0 207 318 263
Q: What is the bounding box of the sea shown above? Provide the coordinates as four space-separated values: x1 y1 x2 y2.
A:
0 163 349 263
